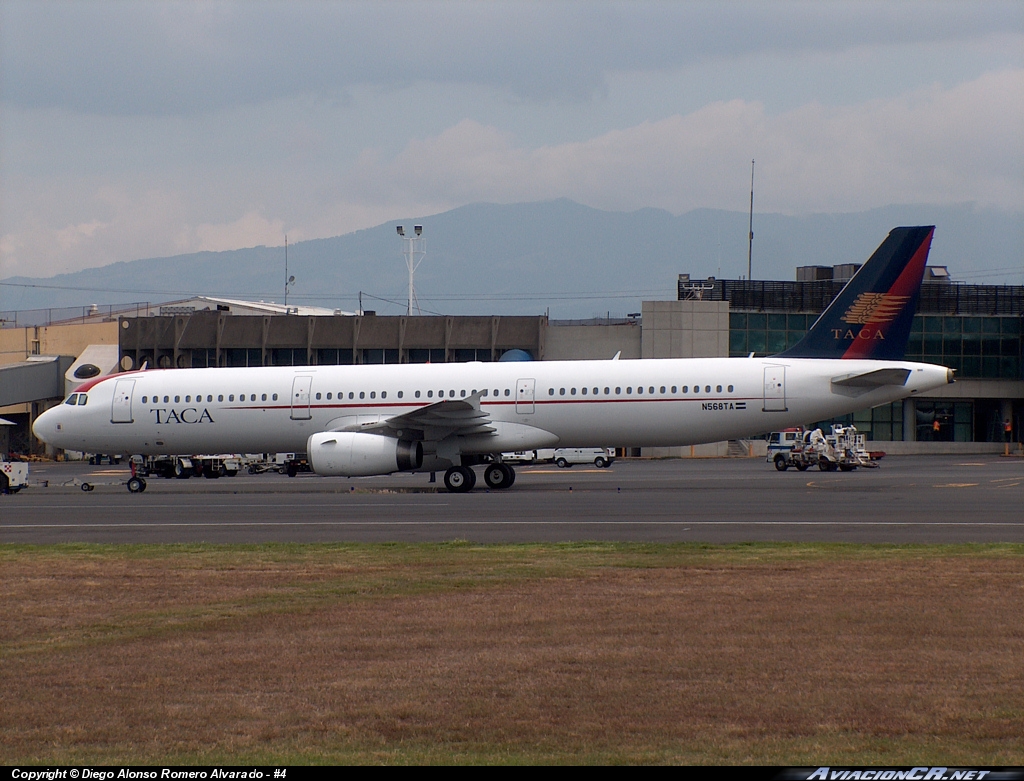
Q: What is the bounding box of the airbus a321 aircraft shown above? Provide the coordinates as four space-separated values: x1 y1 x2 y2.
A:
34 226 952 493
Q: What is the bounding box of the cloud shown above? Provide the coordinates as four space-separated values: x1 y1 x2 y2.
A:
2 69 1019 281
2 1 1020 115
349 69 1024 215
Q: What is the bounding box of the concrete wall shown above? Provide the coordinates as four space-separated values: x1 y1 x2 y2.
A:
641 300 729 359
0 322 119 368
545 323 641 361
1 322 119 417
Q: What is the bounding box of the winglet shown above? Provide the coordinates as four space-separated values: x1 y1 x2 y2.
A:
778 226 934 360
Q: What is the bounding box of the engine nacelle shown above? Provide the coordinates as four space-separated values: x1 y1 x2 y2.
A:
307 431 423 477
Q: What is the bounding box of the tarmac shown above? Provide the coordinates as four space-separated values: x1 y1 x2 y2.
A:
2 455 1022 544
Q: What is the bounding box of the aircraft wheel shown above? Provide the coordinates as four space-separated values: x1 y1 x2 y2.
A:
774 455 789 471
127 476 146 493
444 466 475 493
484 464 514 490
555 458 569 468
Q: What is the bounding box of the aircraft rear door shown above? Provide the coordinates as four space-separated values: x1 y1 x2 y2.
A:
111 379 136 423
762 366 787 412
516 378 535 413
290 376 313 420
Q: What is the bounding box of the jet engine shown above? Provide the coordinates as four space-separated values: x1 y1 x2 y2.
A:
306 431 423 477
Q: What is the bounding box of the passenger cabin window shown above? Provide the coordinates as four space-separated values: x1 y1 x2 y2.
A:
397 391 403 399
218 395 224 402
728 385 734 392
272 394 278 401
415 390 421 398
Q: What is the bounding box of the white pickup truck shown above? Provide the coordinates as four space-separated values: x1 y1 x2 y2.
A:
1 454 29 494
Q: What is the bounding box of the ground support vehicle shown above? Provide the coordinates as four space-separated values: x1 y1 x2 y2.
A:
768 426 879 472
819 425 879 471
132 454 242 481
1 454 29 494
552 448 616 468
87 453 122 465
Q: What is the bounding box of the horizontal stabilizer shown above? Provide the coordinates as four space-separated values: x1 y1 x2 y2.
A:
831 368 911 388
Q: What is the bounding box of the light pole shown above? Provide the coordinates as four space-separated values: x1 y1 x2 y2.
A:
396 225 425 315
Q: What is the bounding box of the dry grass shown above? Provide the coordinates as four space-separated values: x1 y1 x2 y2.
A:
1 543 1022 764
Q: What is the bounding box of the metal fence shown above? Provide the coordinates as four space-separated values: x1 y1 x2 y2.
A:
0 303 156 328
682 279 1024 316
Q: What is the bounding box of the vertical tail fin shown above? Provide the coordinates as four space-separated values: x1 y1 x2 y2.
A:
777 226 934 360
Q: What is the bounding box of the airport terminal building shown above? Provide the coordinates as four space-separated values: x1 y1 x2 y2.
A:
3 273 1022 457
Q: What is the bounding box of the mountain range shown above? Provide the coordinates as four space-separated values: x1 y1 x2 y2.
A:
3 200 1021 320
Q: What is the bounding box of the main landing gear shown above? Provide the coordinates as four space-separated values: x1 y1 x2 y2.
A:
443 463 516 493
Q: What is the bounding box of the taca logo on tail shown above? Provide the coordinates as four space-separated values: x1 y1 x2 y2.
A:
778 226 934 360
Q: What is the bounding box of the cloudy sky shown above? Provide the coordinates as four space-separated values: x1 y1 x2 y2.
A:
1 0 1021 282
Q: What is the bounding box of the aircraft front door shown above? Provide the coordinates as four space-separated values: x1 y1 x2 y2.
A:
290 376 313 420
763 366 787 412
111 379 136 424
516 378 535 413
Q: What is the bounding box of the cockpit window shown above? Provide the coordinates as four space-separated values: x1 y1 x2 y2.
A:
65 394 79 405
78 394 88 405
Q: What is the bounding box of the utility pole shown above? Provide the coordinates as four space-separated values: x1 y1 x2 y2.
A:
747 160 755 281
283 235 295 307
396 225 426 315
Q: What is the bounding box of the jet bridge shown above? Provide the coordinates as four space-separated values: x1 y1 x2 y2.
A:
0 355 74 407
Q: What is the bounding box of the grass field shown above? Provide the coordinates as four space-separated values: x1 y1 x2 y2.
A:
2 542 1023 765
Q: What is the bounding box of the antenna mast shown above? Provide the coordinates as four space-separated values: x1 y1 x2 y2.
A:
747 159 754 281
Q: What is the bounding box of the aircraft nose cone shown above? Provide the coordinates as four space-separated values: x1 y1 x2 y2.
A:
32 407 58 445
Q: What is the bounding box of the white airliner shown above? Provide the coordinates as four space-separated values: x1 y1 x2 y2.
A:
33 227 952 493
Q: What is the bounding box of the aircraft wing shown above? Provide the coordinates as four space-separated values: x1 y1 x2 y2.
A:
342 394 495 440
831 368 912 388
